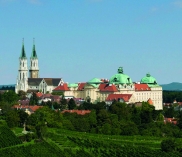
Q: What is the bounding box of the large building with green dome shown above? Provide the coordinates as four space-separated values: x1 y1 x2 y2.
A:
53 67 163 110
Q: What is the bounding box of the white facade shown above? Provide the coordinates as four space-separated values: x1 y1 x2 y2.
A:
15 47 29 93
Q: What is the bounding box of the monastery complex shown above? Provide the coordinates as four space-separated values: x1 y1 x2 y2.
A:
15 42 163 110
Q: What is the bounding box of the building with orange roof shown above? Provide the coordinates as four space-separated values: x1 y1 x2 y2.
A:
13 105 43 115
15 45 163 111
51 67 163 110
62 110 91 115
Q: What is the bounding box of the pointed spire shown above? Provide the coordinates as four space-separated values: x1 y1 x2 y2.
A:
31 38 38 59
20 38 27 59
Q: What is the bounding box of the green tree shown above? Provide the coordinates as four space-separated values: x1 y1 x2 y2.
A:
27 106 63 128
140 102 155 124
3 90 19 104
6 110 20 128
68 98 76 110
17 110 29 127
29 92 38 105
18 90 27 100
161 139 176 152
52 91 64 96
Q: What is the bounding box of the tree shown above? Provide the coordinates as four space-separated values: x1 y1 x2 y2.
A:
17 110 29 127
161 139 176 152
27 106 63 128
6 110 20 128
2 90 19 104
140 102 155 124
52 91 64 96
29 92 38 105
68 98 76 110
177 111 182 129
18 90 27 100
60 97 67 110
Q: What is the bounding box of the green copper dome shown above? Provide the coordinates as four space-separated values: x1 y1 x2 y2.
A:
141 73 157 84
110 67 132 84
68 83 78 88
87 78 102 84
87 78 101 88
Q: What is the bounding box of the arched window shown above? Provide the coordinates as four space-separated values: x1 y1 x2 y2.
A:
20 73 21 80
34 62 35 67
23 73 25 78
23 62 24 67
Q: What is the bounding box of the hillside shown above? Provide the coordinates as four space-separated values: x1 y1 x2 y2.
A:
161 82 182 91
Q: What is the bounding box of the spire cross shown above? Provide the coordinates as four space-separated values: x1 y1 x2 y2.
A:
22 38 24 44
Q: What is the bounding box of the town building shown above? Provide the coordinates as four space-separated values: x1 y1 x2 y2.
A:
15 42 163 110
54 67 163 110
15 41 64 93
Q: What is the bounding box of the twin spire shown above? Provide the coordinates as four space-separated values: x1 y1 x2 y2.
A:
20 38 37 59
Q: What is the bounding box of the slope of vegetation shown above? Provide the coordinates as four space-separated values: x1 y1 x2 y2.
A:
0 125 22 148
0 142 62 157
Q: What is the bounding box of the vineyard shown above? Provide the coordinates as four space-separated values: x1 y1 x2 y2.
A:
1 126 182 156
0 142 63 157
45 129 181 157
0 125 22 148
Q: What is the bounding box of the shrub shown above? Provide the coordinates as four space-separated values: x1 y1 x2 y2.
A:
161 139 176 152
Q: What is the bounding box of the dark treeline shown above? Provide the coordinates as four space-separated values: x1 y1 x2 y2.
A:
163 91 182 103
1 90 182 138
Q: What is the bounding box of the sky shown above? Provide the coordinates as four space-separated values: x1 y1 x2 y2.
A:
0 0 182 85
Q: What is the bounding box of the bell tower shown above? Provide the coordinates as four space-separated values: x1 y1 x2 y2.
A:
29 39 39 78
15 39 29 93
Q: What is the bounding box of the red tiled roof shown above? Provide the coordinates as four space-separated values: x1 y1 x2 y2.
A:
147 98 153 105
164 118 177 125
135 84 151 91
77 83 86 91
13 105 43 112
36 92 43 98
99 84 118 92
62 110 91 115
53 83 70 91
41 93 52 98
51 95 60 99
106 94 132 102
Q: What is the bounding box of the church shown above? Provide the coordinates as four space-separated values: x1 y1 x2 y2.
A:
15 41 64 94
15 41 163 110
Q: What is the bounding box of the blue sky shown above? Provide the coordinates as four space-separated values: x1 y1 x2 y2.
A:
0 0 182 84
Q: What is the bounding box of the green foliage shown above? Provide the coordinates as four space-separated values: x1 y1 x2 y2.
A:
17 110 29 127
0 125 22 148
163 91 182 103
2 90 19 104
18 90 26 100
163 106 178 118
161 139 176 152
47 130 181 157
29 92 38 105
51 91 63 96
0 142 62 157
27 106 63 128
68 98 76 110
6 109 20 128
